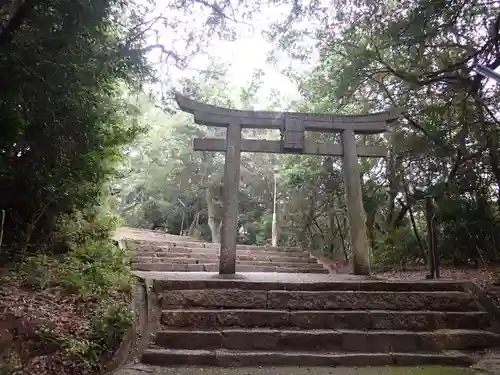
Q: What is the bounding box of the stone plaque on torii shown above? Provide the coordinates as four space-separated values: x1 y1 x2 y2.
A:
175 93 401 275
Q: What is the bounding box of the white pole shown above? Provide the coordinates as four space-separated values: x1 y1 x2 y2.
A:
271 173 278 247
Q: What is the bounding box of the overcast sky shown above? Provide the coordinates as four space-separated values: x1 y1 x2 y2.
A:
142 2 319 109
142 1 500 110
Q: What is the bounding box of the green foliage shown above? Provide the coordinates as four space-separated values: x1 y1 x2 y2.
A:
58 240 134 298
56 208 123 250
53 302 133 373
20 240 134 298
266 0 500 266
116 72 287 243
19 254 58 290
20 207 134 297
16 209 134 373
439 193 500 264
88 303 133 356
372 227 422 269
0 0 150 260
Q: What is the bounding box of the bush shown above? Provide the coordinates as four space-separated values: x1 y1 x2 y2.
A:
18 254 58 290
372 226 423 269
87 303 134 360
60 239 134 297
13 208 135 374
56 208 123 251
20 239 134 299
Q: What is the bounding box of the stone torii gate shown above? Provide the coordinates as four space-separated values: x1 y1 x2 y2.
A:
175 93 401 275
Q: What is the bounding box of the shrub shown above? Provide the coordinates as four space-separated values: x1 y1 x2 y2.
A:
372 226 423 269
19 238 134 299
56 208 123 250
87 303 134 360
58 239 134 298
14 207 135 374
58 303 134 372
18 253 64 290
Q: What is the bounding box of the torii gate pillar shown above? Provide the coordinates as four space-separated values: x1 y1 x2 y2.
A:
341 129 369 275
219 121 241 274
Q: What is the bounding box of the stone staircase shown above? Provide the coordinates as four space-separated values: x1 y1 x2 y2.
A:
117 228 500 367
139 275 500 367
125 234 329 274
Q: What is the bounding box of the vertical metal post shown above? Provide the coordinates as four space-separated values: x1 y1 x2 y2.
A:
272 174 278 247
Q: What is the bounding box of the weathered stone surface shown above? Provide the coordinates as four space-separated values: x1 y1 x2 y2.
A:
160 309 490 331
132 261 328 272
370 311 490 331
133 263 188 271
268 256 317 263
135 242 308 254
266 291 481 311
142 349 216 366
133 263 208 272
159 290 268 309
290 310 372 329
214 351 394 367
142 349 474 367
161 309 290 329
145 252 216 260
151 277 467 293
155 330 223 349
153 328 499 352
419 329 500 351
138 247 311 258
236 265 329 273
131 257 198 264
391 352 474 366
138 245 201 253
237 261 324 268
222 330 281 350
133 263 328 272
131 259 325 268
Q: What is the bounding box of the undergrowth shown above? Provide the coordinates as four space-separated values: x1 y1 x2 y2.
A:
0 208 135 375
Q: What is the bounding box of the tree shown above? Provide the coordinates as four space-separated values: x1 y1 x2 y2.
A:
0 0 261 260
115 66 292 244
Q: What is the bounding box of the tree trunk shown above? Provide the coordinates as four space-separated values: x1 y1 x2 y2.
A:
205 187 220 243
365 211 376 249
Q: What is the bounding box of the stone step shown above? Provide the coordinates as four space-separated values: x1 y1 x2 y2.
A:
158 290 481 311
153 278 467 292
132 263 329 273
128 240 301 252
161 309 490 331
135 246 309 258
131 257 319 265
141 348 475 367
154 328 499 352
134 252 314 262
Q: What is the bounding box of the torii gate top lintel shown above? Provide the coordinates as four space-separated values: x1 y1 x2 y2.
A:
175 92 401 135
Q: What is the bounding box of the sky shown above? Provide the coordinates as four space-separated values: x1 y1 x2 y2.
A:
143 1 500 110
143 2 317 110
